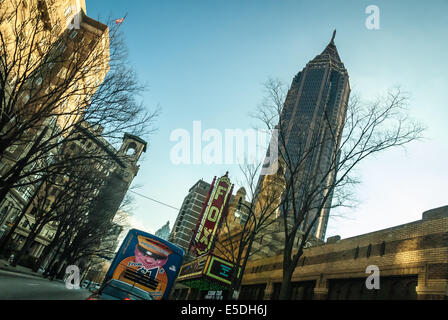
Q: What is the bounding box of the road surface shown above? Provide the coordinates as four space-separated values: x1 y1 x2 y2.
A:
0 269 91 300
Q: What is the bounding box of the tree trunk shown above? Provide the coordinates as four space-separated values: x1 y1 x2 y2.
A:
279 234 305 300
278 232 296 300
278 265 293 300
33 243 52 272
0 176 47 255
0 127 48 204
230 231 256 300
32 226 63 272
12 222 45 267
0 208 28 254
46 238 66 279
51 246 75 279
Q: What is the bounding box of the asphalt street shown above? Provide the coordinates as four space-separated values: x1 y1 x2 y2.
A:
0 269 92 300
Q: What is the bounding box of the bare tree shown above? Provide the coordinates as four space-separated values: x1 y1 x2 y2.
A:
0 3 158 264
32 167 102 273
42 165 126 279
0 2 158 204
253 78 425 299
213 158 286 299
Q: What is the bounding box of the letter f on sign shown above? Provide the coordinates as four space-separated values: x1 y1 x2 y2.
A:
214 186 227 200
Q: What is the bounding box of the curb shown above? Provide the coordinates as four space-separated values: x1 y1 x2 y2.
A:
0 264 44 278
0 263 71 283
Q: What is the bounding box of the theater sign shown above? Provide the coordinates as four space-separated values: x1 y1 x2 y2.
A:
191 172 233 257
176 172 239 293
177 254 241 290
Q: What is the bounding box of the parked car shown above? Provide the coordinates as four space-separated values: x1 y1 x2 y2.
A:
81 280 92 289
88 282 101 291
87 279 153 300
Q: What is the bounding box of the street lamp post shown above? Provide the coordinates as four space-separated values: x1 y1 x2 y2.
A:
226 197 258 300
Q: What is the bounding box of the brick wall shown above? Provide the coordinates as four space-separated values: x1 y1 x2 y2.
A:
241 206 448 300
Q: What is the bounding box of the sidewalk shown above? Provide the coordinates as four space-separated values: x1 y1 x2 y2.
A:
0 259 44 278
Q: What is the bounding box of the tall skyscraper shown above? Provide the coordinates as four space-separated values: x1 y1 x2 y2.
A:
168 179 211 254
155 221 171 240
278 30 350 241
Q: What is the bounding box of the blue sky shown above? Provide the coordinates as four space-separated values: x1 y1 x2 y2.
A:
86 0 448 240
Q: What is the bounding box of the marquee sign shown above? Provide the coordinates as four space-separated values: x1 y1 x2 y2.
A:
205 255 240 286
191 173 233 257
177 254 241 288
177 254 209 281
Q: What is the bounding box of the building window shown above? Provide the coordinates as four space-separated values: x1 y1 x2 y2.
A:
21 220 29 229
69 30 78 39
354 246 359 259
6 144 18 154
23 187 33 200
64 6 72 17
125 142 137 156
0 205 9 221
366 244 372 258
380 241 386 256
23 93 30 103
55 41 67 53
35 77 43 86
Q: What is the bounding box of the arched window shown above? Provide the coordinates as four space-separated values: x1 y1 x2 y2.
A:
125 142 137 156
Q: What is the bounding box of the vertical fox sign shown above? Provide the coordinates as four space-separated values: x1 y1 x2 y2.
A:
191 172 233 257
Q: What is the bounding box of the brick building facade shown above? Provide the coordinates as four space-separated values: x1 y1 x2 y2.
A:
240 206 448 300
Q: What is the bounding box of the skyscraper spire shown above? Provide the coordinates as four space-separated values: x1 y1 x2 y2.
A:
309 29 343 66
279 32 350 240
330 29 336 44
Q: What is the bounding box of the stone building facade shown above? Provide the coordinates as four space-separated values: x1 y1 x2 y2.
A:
169 179 211 256
240 206 448 300
0 0 110 258
0 127 146 270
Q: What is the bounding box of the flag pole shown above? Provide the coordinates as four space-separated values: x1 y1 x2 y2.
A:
110 12 128 41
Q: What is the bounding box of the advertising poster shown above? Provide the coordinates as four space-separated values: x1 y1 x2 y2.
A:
105 229 184 300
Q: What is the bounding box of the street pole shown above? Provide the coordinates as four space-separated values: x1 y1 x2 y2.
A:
226 197 258 300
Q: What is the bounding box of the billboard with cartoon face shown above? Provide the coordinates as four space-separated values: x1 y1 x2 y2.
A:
104 229 184 300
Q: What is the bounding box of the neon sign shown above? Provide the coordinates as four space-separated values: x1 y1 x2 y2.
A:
191 173 233 256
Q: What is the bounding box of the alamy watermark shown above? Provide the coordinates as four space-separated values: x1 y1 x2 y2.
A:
169 121 279 175
65 265 80 290
366 265 380 289
365 5 380 30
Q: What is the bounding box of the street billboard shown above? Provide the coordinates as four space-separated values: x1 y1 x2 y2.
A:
104 229 184 300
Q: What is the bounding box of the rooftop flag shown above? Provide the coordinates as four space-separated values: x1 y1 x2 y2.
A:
115 17 125 25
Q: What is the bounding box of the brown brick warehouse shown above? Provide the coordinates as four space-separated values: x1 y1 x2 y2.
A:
239 206 448 300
